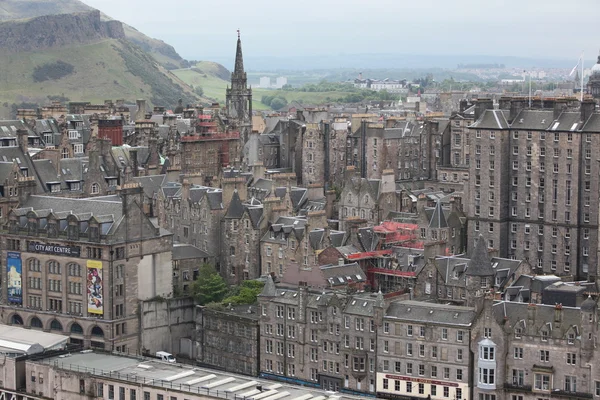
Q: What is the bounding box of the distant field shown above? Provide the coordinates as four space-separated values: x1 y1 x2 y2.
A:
173 64 358 110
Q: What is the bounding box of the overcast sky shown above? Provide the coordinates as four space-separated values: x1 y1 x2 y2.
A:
84 0 599 68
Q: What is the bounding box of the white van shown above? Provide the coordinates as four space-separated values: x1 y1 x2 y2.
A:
156 351 176 363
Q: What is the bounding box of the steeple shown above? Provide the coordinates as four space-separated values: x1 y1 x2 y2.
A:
234 29 244 76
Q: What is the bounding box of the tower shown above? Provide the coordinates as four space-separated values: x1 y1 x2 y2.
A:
226 30 253 166
587 52 600 99
465 234 494 310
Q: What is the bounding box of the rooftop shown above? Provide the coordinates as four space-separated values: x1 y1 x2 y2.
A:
40 351 362 400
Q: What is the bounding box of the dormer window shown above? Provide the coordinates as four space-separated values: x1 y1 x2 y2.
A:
70 182 81 191
50 184 60 193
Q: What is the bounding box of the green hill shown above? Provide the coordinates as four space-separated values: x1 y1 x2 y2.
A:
0 0 187 70
0 38 197 118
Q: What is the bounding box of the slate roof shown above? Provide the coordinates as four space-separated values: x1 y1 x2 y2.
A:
330 230 346 247
582 112 600 132
511 110 554 130
428 201 448 229
385 300 476 326
320 263 365 287
466 234 493 276
224 190 244 219
549 111 583 131
172 244 212 260
259 274 277 297
469 109 509 130
132 175 167 198
493 301 582 338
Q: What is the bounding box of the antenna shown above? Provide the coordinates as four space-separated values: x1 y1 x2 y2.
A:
237 29 240 39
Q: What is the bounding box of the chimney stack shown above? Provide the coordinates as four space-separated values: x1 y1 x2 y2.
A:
474 99 493 121
581 99 596 123
135 99 146 122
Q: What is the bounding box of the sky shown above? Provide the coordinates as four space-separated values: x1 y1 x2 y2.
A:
83 0 600 69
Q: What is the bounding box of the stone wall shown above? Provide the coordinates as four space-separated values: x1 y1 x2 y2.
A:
140 297 195 357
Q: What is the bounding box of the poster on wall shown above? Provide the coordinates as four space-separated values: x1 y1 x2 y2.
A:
7 252 22 304
86 260 103 315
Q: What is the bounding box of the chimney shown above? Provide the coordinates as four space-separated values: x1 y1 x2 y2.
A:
554 303 563 326
135 99 146 122
417 193 428 214
581 99 596 123
130 149 139 177
182 179 191 200
338 258 345 266
474 98 493 121
498 97 511 110
554 98 567 120
509 98 526 122
459 99 469 113
381 169 395 194
16 129 28 153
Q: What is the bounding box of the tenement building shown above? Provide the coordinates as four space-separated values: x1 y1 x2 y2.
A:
376 300 476 400
258 277 385 395
466 97 600 280
0 183 173 352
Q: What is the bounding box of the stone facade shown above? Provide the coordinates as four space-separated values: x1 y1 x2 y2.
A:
258 279 385 395
0 184 173 353
196 305 260 376
466 98 600 280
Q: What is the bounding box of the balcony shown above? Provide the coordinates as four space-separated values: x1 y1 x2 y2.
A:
504 383 532 392
551 390 592 399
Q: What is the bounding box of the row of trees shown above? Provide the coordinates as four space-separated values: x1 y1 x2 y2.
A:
188 263 264 306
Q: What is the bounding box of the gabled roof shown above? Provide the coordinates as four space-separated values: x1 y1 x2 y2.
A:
224 190 244 219
469 109 509 130
428 201 448 229
466 234 494 276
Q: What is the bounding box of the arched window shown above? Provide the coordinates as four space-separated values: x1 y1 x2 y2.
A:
91 183 100 194
11 314 23 325
30 317 43 329
70 323 83 335
47 260 61 275
50 319 63 331
91 326 104 338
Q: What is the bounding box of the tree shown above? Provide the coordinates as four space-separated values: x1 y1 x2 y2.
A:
269 97 288 110
194 86 204 97
222 280 265 305
191 264 227 305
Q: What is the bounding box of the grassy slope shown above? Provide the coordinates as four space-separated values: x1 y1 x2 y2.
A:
0 39 200 118
0 0 186 70
173 63 357 111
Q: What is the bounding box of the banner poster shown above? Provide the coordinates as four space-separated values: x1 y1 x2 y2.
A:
86 260 103 315
7 252 22 304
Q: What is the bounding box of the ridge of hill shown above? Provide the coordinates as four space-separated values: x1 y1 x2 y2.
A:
0 0 187 70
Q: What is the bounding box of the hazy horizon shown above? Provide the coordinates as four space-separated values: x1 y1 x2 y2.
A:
83 0 600 71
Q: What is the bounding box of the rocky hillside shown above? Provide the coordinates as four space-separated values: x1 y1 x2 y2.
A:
0 0 187 69
0 10 124 52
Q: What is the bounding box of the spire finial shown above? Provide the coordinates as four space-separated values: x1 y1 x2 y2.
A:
237 29 240 39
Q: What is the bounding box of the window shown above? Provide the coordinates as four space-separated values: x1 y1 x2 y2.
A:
442 328 448 340
534 374 551 391
513 347 523 360
431 365 437 377
457 330 464 342
565 376 577 392
407 325 413 336
479 367 495 385
540 350 549 362
567 353 577 365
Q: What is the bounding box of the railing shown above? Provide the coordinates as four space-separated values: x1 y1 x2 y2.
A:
39 358 253 399
181 133 240 142
504 383 532 392
551 389 593 399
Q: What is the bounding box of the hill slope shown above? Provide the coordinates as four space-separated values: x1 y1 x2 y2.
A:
0 11 199 118
0 0 187 69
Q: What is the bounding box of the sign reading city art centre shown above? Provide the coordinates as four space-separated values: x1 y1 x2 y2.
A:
28 242 81 257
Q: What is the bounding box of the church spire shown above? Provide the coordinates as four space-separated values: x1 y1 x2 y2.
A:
234 29 244 76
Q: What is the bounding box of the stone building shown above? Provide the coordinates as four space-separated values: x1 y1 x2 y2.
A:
259 211 329 279
172 244 214 295
415 235 532 305
338 168 397 231
196 304 260 376
470 296 599 400
587 54 600 99
258 277 385 395
0 183 173 352
376 300 476 400
466 97 600 280
347 119 441 182
158 180 224 257
221 190 265 284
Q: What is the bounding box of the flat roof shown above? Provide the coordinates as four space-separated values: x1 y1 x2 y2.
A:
0 325 68 354
41 351 363 400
